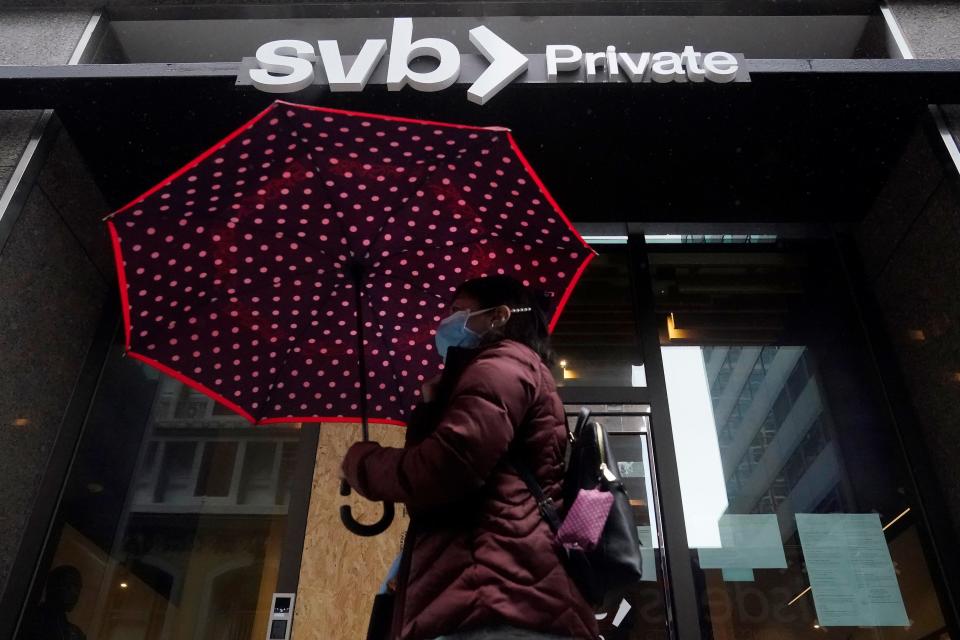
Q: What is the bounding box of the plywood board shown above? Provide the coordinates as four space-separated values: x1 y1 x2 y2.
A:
293 422 408 640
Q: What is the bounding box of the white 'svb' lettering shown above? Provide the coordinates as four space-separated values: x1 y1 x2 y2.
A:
245 18 742 104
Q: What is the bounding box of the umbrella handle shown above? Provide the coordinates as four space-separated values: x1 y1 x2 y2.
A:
339 479 396 537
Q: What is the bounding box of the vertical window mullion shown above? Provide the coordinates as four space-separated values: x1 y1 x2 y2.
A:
627 229 705 640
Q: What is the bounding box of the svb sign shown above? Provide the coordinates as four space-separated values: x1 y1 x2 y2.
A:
238 18 748 104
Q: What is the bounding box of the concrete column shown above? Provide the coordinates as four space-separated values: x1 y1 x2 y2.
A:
886 1 960 142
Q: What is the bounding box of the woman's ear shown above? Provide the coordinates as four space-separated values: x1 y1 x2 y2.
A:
494 305 512 328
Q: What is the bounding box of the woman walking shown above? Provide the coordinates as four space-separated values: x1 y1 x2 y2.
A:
342 275 598 640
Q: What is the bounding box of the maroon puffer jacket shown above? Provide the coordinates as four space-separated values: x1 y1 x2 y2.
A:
342 339 599 640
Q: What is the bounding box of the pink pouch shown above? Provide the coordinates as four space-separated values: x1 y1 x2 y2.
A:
556 488 615 551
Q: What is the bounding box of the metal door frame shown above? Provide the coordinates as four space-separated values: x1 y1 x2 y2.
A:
557 230 704 640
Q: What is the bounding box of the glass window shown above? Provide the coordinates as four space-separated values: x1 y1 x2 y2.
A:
158 441 199 502
551 249 645 388
772 388 792 425
17 339 301 640
194 441 239 498
760 346 776 369
655 242 952 639
786 356 810 402
238 442 279 506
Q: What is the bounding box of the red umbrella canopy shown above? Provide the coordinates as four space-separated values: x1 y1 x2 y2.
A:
106 100 595 426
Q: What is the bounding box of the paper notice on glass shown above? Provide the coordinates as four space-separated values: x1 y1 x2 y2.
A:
636 526 657 582
721 568 755 581
796 513 908 627
697 514 787 571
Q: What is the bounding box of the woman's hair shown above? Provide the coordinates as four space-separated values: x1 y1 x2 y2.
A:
452 275 556 366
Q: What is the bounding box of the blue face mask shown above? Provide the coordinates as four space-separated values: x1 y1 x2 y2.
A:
434 307 495 362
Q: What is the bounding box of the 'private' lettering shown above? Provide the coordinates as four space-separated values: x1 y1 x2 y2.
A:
546 44 739 83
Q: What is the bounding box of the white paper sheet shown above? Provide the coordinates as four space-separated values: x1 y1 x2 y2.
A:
796 513 909 627
721 568 755 581
636 526 658 582
697 514 787 574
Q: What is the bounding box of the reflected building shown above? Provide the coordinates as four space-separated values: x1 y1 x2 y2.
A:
703 346 843 521
28 373 300 640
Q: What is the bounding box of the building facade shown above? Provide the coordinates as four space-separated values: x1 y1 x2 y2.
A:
1 2 960 639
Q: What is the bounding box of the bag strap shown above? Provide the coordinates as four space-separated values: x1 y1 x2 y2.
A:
508 407 593 534
510 456 563 533
572 406 591 442
595 422 619 484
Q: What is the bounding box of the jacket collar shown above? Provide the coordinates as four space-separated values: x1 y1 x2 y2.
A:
442 345 482 380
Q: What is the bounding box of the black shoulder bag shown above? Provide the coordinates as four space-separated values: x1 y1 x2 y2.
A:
512 407 643 604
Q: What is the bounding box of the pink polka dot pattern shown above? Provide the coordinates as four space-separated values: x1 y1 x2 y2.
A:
106 100 594 425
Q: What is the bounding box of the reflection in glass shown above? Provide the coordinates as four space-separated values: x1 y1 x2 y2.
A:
564 406 667 639
18 341 299 640
662 347 727 549
551 250 644 387
665 341 951 639
655 243 952 639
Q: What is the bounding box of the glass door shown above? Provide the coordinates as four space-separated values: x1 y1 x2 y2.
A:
562 403 669 640
554 230 956 640
650 237 954 640
551 239 677 639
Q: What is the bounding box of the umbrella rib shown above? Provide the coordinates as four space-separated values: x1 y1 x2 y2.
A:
362 215 394 261
366 234 550 298
365 270 452 309
361 292 418 419
362 165 433 260
187 146 352 262
259 278 347 419
134 216 341 320
161 254 338 324
165 196 340 263
370 234 540 267
303 146 361 258
241 218 347 266
257 132 360 419
251 223 340 263
324 196 353 255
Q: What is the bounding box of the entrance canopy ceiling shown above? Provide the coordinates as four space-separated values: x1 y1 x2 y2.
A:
2 5 959 226
2 59 954 225
100 14 888 63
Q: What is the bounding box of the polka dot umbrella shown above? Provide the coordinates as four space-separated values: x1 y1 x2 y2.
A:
105 100 595 534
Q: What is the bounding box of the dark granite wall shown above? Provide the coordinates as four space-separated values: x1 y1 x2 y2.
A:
0 112 40 194
859 1 960 536
0 8 100 600
0 127 110 601
887 1 960 59
887 1 960 147
0 9 91 194
857 126 960 532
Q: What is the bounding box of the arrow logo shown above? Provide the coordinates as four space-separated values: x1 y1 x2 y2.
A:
467 26 529 105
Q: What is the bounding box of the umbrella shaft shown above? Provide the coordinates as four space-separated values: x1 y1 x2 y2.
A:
353 277 370 442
